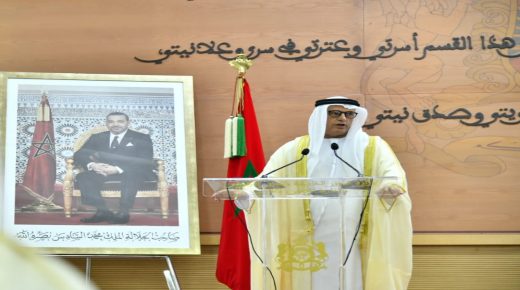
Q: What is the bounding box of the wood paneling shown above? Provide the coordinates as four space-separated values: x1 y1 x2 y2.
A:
1 0 519 233
410 246 520 290
64 244 520 290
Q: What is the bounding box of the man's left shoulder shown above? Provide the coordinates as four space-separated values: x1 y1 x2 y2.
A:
366 134 383 142
128 129 151 138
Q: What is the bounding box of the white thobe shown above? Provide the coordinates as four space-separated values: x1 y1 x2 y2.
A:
309 138 363 290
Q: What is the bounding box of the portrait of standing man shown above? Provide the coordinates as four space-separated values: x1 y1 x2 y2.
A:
73 112 155 224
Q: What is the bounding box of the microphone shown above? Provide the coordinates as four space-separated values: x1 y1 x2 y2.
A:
330 143 363 177
261 148 310 178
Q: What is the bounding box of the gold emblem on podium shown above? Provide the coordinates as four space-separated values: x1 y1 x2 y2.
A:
276 236 328 272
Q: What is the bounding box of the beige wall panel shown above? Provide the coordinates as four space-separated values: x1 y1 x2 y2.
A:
363 0 520 95
1 0 519 233
0 0 367 233
64 245 520 290
365 92 520 231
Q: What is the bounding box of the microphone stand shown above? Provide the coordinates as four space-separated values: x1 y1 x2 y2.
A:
329 142 371 272
330 143 363 177
261 148 310 178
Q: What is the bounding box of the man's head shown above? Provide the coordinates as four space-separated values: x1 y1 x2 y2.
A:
307 96 368 177
324 105 358 138
106 112 130 135
313 97 361 139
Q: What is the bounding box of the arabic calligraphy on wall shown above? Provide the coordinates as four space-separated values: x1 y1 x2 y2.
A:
134 32 520 64
364 105 520 129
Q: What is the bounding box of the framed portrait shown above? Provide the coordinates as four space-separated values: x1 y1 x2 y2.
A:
0 72 200 255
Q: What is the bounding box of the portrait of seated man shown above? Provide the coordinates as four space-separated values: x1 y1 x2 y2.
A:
73 112 155 224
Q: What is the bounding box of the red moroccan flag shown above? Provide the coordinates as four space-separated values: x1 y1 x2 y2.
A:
20 94 57 203
216 79 265 290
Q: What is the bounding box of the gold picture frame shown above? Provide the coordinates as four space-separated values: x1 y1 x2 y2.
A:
0 72 200 255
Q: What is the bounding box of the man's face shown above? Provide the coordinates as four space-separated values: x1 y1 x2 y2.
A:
324 105 356 138
106 115 130 135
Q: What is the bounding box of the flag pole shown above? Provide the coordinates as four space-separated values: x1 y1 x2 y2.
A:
217 54 266 290
229 54 253 77
229 54 252 120
21 199 63 212
224 54 253 158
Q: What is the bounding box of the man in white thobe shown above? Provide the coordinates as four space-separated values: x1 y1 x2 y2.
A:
231 96 412 290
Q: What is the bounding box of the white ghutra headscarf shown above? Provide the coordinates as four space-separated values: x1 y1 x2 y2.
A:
307 96 369 178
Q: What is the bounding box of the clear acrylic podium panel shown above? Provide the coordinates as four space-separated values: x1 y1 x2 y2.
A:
203 177 398 199
204 177 397 290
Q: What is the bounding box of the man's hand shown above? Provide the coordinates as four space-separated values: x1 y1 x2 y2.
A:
212 188 249 201
377 185 405 206
90 163 120 176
